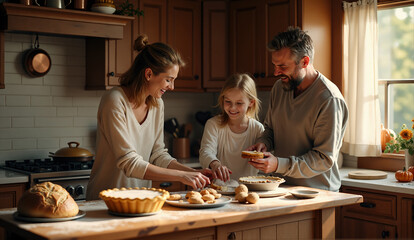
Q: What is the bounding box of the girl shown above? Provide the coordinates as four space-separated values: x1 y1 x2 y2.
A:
199 73 264 182
87 35 211 200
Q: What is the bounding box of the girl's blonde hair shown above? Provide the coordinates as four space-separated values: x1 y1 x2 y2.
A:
217 73 261 126
119 35 185 108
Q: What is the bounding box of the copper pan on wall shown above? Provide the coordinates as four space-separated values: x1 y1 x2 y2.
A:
23 34 51 77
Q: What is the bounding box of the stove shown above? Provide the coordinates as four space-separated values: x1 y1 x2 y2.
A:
2 159 93 201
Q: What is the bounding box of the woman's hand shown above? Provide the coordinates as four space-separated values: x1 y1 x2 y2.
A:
198 168 214 181
180 171 211 190
209 160 232 182
247 152 278 173
246 143 267 152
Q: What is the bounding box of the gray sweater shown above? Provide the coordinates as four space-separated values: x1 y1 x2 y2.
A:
258 72 348 191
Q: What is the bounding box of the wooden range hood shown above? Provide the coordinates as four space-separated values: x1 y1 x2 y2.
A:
0 2 134 89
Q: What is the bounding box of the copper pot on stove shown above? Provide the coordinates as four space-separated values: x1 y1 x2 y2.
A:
49 141 94 162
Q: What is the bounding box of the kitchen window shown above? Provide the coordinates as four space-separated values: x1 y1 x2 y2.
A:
378 3 414 134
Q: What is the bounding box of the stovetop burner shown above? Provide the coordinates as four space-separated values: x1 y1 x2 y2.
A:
4 159 94 173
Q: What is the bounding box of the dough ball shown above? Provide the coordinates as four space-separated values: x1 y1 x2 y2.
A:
202 194 215 202
200 189 210 196
207 188 217 195
235 192 248 203
187 196 204 204
168 194 182 201
185 191 201 199
213 193 222 199
235 184 248 195
246 192 259 204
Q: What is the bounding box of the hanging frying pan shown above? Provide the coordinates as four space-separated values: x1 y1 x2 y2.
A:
23 34 51 77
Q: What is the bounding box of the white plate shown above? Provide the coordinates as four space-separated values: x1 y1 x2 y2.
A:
165 195 232 209
290 189 319 199
13 210 86 223
255 188 287 198
239 176 285 191
91 5 116 14
108 210 161 217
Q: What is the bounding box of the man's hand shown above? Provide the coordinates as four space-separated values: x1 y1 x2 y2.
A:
246 142 267 152
180 171 211 190
247 152 278 173
209 160 232 182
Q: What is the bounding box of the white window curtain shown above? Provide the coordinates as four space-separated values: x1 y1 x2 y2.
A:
342 0 382 157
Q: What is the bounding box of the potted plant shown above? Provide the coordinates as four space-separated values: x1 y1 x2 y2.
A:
385 118 414 169
114 0 143 17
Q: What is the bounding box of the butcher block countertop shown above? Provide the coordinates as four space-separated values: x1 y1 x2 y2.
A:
0 185 362 240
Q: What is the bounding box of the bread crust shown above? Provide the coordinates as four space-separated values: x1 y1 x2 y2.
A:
241 150 264 159
17 182 79 218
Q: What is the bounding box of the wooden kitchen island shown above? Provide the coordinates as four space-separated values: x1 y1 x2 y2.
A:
0 186 362 240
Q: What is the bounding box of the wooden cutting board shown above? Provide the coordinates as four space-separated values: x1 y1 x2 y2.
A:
348 170 388 180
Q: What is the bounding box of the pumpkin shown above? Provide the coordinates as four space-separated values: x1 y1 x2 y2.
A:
381 124 395 152
408 166 414 176
395 167 413 182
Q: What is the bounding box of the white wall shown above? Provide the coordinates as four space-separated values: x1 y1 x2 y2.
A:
0 32 270 164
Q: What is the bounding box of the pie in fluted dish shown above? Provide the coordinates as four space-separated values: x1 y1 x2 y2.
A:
99 187 170 214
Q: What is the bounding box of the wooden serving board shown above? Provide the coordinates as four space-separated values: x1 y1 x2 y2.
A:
348 170 388 180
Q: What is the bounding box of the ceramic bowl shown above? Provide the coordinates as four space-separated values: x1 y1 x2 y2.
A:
91 5 116 14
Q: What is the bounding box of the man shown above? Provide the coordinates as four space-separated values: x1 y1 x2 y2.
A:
247 27 348 191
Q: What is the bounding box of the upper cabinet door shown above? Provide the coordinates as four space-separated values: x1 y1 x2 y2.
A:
229 0 262 78
137 0 167 44
259 0 296 87
202 1 229 90
167 0 202 90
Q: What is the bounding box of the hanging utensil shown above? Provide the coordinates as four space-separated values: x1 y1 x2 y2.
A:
23 34 52 78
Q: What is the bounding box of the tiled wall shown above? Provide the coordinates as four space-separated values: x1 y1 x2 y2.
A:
0 32 270 164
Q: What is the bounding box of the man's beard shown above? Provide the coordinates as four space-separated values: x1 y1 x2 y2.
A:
279 75 304 91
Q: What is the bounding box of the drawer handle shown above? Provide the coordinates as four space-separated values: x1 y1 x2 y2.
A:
381 230 389 238
360 202 376 208
160 182 172 188
228 232 236 240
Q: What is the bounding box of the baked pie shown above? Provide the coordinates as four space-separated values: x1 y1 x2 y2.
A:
99 187 169 214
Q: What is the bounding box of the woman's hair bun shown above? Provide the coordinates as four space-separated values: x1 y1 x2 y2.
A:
134 35 149 52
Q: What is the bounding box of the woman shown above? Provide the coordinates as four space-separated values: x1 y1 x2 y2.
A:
86 35 211 200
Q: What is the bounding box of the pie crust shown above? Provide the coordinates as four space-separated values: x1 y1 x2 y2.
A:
239 176 285 184
99 187 170 214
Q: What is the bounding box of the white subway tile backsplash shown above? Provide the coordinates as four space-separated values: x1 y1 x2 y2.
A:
74 117 96 127
6 96 30 106
0 107 56 117
57 107 77 117
73 97 100 107
22 75 43 85
49 55 67 65
0 140 12 150
35 117 73 127
4 52 20 62
37 138 60 149
50 86 93 97
13 138 37 150
10 33 32 43
31 96 53 106
12 117 34 128
77 107 97 117
0 118 11 128
67 55 86 66
4 74 22 85
0 96 5 106
53 97 73 106
4 41 23 52
1 85 51 96
59 138 83 148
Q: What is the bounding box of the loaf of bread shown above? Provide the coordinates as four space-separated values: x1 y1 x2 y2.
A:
17 182 79 218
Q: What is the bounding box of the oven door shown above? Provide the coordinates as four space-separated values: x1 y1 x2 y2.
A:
34 175 90 201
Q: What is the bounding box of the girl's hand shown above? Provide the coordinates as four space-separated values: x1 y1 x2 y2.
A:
180 171 211 190
198 168 214 181
209 161 232 182
247 152 278 173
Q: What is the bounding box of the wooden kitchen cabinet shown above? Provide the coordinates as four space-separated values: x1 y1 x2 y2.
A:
339 186 414 239
202 1 230 90
0 183 26 240
229 0 296 89
229 0 332 90
85 19 134 90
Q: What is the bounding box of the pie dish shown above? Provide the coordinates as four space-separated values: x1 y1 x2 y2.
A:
99 187 169 214
239 176 285 191
290 189 319 199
